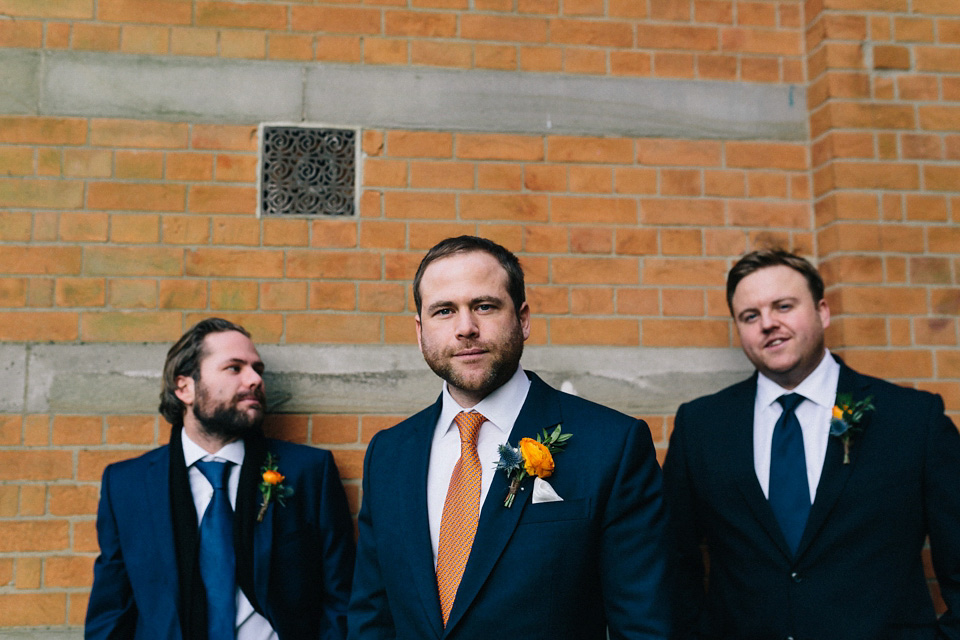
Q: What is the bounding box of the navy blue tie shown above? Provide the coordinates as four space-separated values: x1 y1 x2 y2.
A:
195 460 237 640
769 393 810 554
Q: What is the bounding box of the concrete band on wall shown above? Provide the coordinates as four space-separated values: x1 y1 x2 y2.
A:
1 343 752 417
2 50 806 141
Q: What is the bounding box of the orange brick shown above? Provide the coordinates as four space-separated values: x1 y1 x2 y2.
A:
915 317 957 346
905 194 948 221
662 169 702 196
384 192 456 219
0 593 67 626
550 317 638 345
188 185 256 214
158 279 206 309
209 280 257 310
91 119 188 149
167 152 214 181
170 26 218 55
286 313 380 343
460 194 548 222
747 172 788 198
519 45 564 72
357 282 406 312
98 0 190 23
643 318 729 346
524 165 566 191
523 225 567 253
553 256 638 284
461 14 548 42
310 414 359 445
261 218 309 247
457 134 543 161
55 277 106 307
385 10 457 37
120 24 169 54
186 248 283 278
196 1 285 28
220 30 267 59
477 163 525 190
728 201 809 228
292 6 382 33
87 182 186 212
260 281 308 310
610 51 653 76
268 34 314 61
642 258 726 286
411 40 472 67
364 158 408 188
662 287 705 316
73 22 120 50
0 450 72 481
614 167 657 194
547 136 633 164
551 196 635 224
212 217 260 245
80 311 181 341
358 220 406 250
162 215 210 244
570 287 614 314
192 124 257 152
569 227 612 254
61 149 111 178
310 219 358 248
105 414 156 445
286 250 381 280
833 162 919 190
641 198 724 226
215 155 257 182
550 17 632 46
726 142 807 170
527 285 569 314
111 213 161 244
84 246 181 276
410 161 473 189
0 178 84 209
636 24 719 51
409 221 474 249
363 37 408 65
617 288 659 315
637 139 722 167
0 278 27 307
661 229 702 255
387 131 453 158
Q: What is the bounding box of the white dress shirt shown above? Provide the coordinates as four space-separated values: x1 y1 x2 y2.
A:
753 350 841 503
426 366 532 563
182 430 278 640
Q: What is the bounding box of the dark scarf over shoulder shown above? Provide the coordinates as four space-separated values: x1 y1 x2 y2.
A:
168 425 270 640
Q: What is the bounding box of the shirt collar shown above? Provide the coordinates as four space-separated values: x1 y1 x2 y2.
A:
437 365 531 437
757 349 840 410
181 427 246 467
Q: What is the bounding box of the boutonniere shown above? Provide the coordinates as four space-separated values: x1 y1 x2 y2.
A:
257 452 293 522
496 425 572 508
829 394 875 464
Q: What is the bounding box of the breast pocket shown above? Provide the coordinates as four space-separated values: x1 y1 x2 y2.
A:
518 498 591 524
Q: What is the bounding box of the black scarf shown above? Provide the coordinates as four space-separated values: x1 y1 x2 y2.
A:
168 426 269 640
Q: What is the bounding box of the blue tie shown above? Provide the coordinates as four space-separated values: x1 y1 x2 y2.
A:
769 393 811 554
195 460 237 640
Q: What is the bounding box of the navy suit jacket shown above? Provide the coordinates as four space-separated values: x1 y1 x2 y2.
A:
348 371 672 640
664 359 960 640
86 437 355 640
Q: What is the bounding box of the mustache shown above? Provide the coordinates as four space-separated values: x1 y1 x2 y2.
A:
235 389 266 405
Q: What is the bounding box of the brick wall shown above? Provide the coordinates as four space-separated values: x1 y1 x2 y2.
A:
1 0 958 631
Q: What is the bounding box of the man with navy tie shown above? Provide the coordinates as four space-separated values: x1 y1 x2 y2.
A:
348 236 671 640
664 249 960 639
86 317 355 640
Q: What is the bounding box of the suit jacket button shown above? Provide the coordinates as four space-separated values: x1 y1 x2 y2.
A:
786 636 795 640
790 572 801 583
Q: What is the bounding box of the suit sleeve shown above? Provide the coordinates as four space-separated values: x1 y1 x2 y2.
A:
921 396 960 640
602 419 673 640
85 464 138 640
662 404 707 640
316 450 357 640
347 433 396 640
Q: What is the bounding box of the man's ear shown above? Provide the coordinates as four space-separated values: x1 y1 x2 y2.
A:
175 375 195 407
415 315 423 354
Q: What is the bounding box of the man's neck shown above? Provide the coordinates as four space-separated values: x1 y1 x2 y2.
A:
182 420 238 455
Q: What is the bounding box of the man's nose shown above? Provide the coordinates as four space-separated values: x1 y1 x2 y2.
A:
455 311 479 338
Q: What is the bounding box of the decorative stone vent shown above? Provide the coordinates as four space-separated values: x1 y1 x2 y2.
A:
259 125 357 217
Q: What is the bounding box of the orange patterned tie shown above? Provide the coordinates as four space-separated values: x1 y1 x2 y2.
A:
436 411 485 626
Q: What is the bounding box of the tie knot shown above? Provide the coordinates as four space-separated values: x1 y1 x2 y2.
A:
777 393 804 413
195 460 231 490
453 412 485 446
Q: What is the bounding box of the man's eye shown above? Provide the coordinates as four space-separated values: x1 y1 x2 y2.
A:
476 304 494 312
741 313 757 323
227 365 241 372
434 308 452 316
778 303 792 311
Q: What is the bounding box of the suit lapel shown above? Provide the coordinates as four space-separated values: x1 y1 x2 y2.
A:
396 398 446 639
729 376 795 560
795 363 869 559
143 450 183 633
443 373 560 636
243 436 272 614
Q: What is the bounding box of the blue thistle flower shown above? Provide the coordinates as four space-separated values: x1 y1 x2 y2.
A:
496 443 522 472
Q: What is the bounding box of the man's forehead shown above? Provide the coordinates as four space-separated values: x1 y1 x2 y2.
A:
201 330 261 362
733 266 810 306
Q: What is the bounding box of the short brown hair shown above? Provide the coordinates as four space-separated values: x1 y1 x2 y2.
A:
726 249 825 314
413 236 526 319
158 317 250 427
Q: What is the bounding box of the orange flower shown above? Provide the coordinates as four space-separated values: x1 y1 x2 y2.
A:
832 405 845 421
262 469 285 485
519 438 555 478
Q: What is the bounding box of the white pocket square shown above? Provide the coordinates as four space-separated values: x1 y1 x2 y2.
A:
531 477 563 504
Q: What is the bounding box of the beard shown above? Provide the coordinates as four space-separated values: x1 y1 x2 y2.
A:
192 381 266 440
420 322 525 402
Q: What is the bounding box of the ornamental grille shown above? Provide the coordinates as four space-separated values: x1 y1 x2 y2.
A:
259 126 356 217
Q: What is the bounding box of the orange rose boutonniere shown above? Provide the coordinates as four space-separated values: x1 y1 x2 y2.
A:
497 425 571 508
257 452 294 522
829 393 875 464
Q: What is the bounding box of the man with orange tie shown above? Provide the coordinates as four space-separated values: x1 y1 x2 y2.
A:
347 236 671 640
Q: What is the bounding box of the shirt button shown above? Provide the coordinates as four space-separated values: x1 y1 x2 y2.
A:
790 572 801 583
